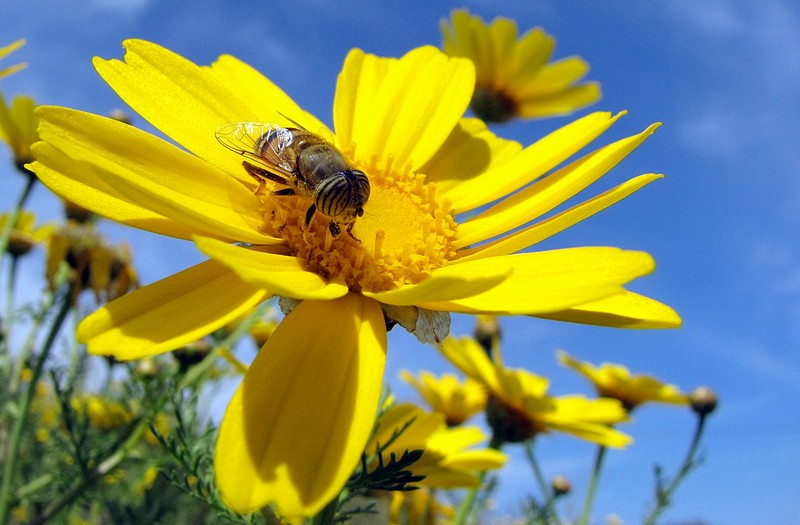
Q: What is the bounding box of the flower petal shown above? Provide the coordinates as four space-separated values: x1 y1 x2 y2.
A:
34 106 275 244
335 47 474 172
194 236 349 300
419 248 655 315
455 123 660 248
208 54 330 134
78 260 270 359
93 39 264 183
444 111 626 213
516 57 591 96
517 83 602 119
363 262 510 306
215 294 387 516
31 142 198 240
535 290 682 328
421 118 522 193
457 174 662 261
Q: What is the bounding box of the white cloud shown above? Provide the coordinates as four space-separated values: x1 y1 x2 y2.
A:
676 112 742 159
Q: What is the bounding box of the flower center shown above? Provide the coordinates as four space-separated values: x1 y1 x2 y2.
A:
259 154 459 293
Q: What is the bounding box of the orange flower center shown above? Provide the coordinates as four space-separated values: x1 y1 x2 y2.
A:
257 149 459 293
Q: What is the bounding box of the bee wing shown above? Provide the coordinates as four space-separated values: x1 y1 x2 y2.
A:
215 122 296 175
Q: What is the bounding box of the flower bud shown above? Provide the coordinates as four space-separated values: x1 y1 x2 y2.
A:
551 475 571 497
689 386 718 416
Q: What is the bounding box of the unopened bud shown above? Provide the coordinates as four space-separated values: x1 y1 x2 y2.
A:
474 315 500 355
551 475 571 497
689 386 718 416
109 109 132 124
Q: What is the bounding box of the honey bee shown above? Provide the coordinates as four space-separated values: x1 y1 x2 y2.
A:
215 122 370 238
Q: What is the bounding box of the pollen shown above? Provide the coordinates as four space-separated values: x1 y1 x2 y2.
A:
260 162 459 293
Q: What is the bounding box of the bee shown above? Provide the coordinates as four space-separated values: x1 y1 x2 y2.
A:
215 122 370 239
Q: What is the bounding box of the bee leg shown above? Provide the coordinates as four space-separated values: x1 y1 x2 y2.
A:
304 204 317 227
273 188 297 196
344 221 361 243
243 161 289 195
328 221 342 237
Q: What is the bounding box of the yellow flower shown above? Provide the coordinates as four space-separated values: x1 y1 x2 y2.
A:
557 350 688 411
31 40 677 515
400 370 486 426
440 336 632 447
0 92 38 170
366 402 506 488
0 210 54 256
442 10 601 122
0 40 26 79
71 395 134 432
45 220 138 303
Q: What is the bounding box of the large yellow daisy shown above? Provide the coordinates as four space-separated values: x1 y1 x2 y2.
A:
30 40 678 516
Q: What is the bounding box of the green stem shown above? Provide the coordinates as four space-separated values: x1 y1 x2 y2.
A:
577 445 608 525
0 175 36 275
524 439 557 524
643 413 708 525
1 255 18 355
0 283 73 525
27 418 150 525
7 284 57 396
453 434 503 525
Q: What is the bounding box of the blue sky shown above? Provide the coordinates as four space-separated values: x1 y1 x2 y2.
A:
2 1 799 523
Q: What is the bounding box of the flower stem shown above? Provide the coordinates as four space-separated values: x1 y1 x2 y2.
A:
643 412 708 525
577 445 608 525
524 439 558 524
0 282 73 525
453 433 504 525
0 174 35 274
1 254 18 355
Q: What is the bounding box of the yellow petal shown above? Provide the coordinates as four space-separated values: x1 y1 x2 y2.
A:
516 83 603 119
456 123 660 248
31 143 201 240
445 111 626 213
78 260 270 359
209 54 330 134
420 248 655 315
34 106 275 244
535 291 682 328
335 46 474 172
421 118 522 193
363 261 510 306
516 57 590 96
215 294 387 516
194 236 348 300
93 39 265 184
439 337 502 393
457 174 662 261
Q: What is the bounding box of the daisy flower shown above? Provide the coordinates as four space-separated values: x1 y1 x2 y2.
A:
0 210 53 257
442 9 601 122
31 40 676 516
366 402 506 488
400 370 486 426
557 350 688 411
440 336 632 447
